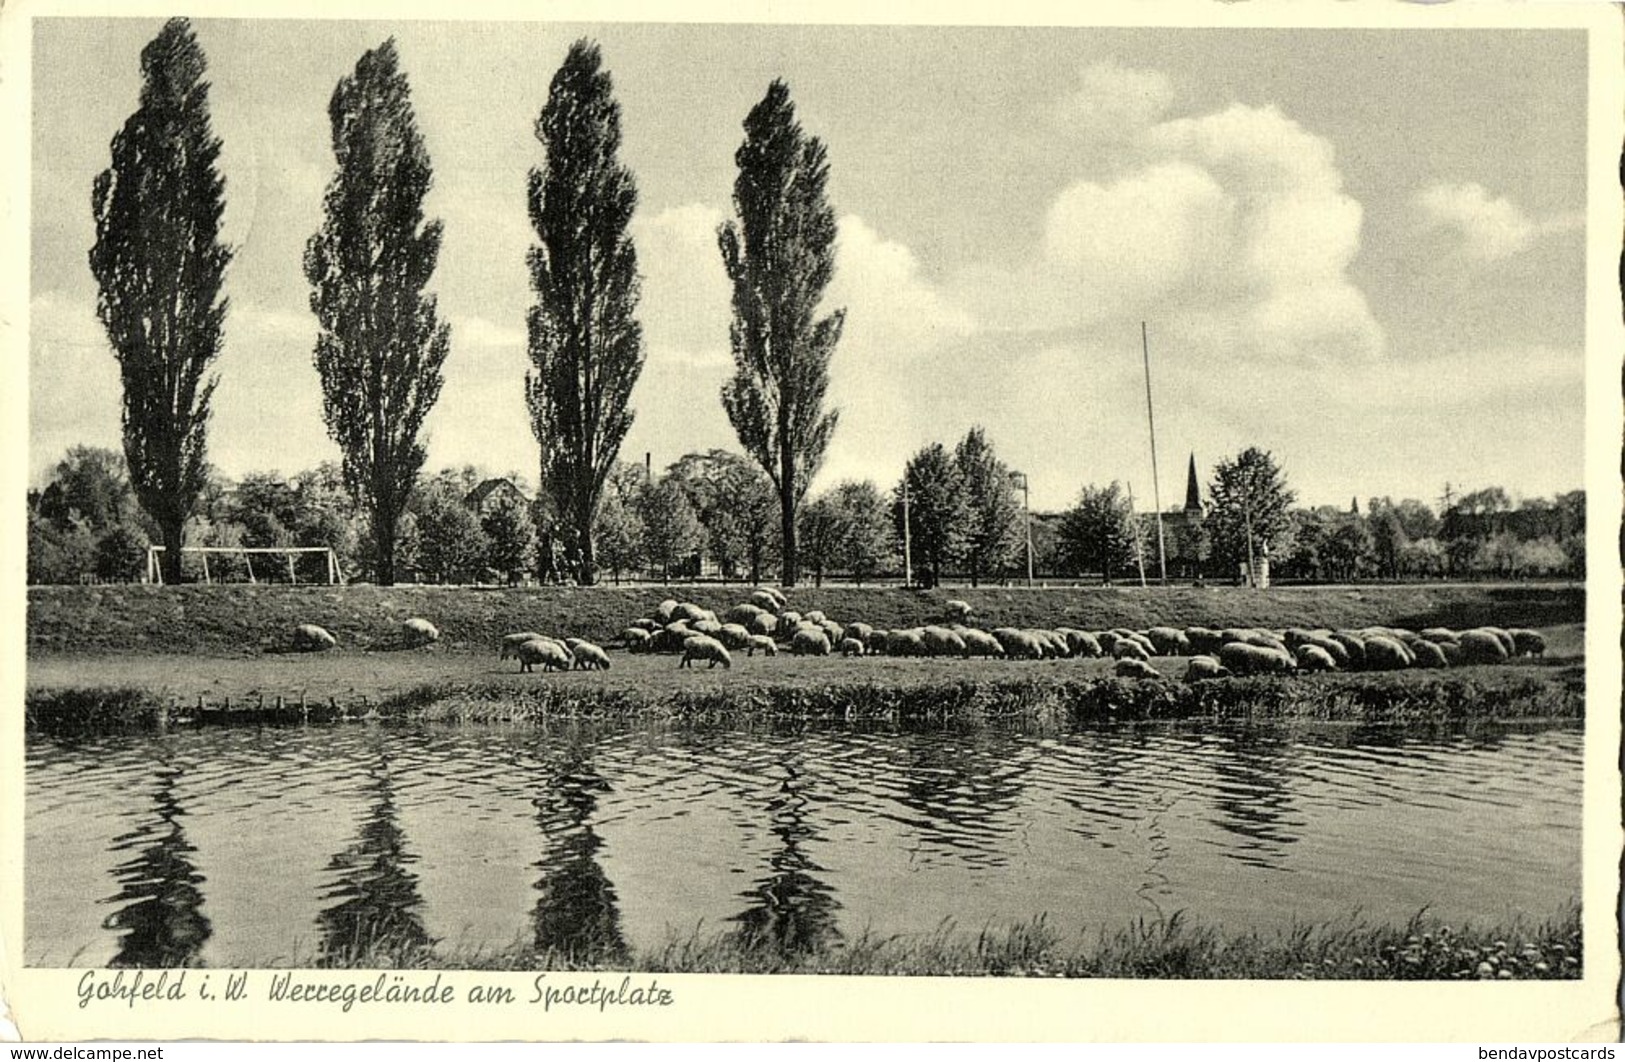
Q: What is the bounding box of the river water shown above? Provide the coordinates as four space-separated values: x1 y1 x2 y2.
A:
24 719 1582 968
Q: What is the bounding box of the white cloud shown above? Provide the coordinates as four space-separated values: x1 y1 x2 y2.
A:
631 202 731 352
452 314 526 350
1414 181 1579 264
1032 99 1382 364
830 214 975 347
1053 59 1175 141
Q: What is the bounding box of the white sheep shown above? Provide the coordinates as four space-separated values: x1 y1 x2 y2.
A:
402 617 439 646
512 637 571 673
746 634 778 657
680 635 732 669
293 623 336 652
944 599 972 621
839 636 866 657
571 641 611 670
790 628 832 656
1113 658 1161 680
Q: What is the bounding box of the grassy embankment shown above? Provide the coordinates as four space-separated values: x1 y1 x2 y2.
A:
26 582 1586 732
280 902 1583 980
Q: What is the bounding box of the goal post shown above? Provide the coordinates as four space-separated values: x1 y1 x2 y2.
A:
145 546 343 585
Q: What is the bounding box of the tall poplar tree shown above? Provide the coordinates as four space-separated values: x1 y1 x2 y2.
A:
90 18 232 585
305 40 450 586
719 80 845 587
526 40 645 586
954 426 1023 587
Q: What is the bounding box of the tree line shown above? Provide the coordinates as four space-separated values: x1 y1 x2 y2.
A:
87 21 841 587
28 438 1584 586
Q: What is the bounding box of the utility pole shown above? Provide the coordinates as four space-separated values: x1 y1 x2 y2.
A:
1011 471 1034 587
902 475 913 588
1142 322 1168 585
1243 500 1258 588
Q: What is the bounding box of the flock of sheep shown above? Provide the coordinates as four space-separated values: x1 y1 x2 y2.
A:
287 588 1548 683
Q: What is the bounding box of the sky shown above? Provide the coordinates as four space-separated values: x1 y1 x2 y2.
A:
28 17 1592 512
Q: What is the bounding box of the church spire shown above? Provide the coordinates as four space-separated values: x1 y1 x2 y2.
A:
1184 453 1201 512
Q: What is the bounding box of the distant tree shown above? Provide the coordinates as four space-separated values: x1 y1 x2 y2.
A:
1055 482 1142 584
1474 531 1523 578
1320 515 1376 582
827 480 893 585
292 462 363 579
954 427 1023 586
1397 537 1447 578
305 39 450 586
27 505 96 585
592 482 644 584
638 476 703 583
719 80 845 586
228 472 299 548
1205 448 1296 573
797 493 847 588
37 447 137 532
410 481 487 584
480 490 538 580
1515 537 1568 576
665 450 779 582
893 444 966 588
526 40 645 586
89 19 233 585
93 523 150 582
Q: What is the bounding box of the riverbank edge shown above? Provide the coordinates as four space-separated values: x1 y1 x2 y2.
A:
224 901 1587 980
26 665 1584 734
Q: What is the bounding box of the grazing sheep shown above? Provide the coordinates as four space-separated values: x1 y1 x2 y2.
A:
293 623 337 652
512 637 571 673
1184 627 1225 657
622 628 652 653
885 628 928 657
776 611 804 638
1361 635 1413 671
1095 630 1122 656
402 617 439 645
944 599 973 621
675 602 713 624
1294 644 1338 672
818 619 844 644
654 599 680 623
791 628 832 656
1183 656 1231 682
1219 642 1294 676
691 618 723 636
1456 629 1510 665
746 634 778 657
1479 626 1517 656
1240 632 1290 655
1145 627 1191 656
680 635 732 669
716 623 753 650
992 628 1042 660
747 612 779 637
839 637 866 657
500 631 546 656
960 629 1006 658
1410 640 1450 669
1419 627 1460 645
1329 632 1367 669
1510 629 1547 657
572 641 611 670
1114 658 1162 680
1061 629 1104 658
1293 633 1350 668
724 603 766 626
631 617 662 633
649 625 692 654
921 626 969 658
1036 629 1073 658
804 610 827 625
1112 639 1151 663
843 622 875 647
749 589 782 612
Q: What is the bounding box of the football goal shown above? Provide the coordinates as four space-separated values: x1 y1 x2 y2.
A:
145 546 343 585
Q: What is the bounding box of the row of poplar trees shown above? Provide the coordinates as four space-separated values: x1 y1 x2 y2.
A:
91 20 842 586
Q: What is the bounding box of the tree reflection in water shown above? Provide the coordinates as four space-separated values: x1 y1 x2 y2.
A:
1206 725 1304 870
317 753 430 966
731 750 840 957
102 761 211 967
530 745 628 963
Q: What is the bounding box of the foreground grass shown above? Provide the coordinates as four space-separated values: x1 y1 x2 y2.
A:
28 581 1584 657
279 903 1582 980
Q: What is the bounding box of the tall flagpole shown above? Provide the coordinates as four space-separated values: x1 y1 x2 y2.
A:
1142 321 1168 585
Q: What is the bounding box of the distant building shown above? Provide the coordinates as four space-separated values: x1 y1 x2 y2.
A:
464 477 529 517
1152 453 1208 580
